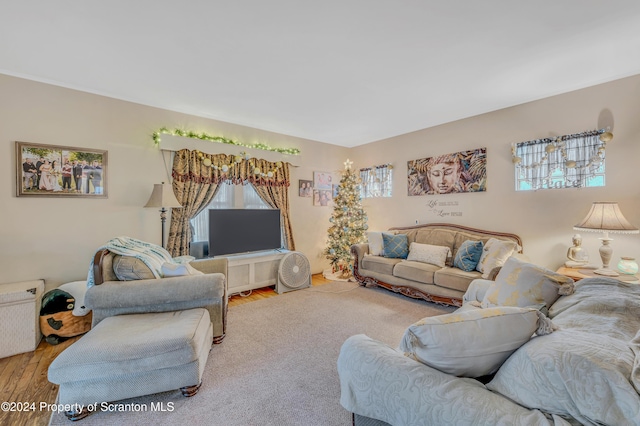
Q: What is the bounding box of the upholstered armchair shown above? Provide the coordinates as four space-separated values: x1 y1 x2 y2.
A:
86 250 228 343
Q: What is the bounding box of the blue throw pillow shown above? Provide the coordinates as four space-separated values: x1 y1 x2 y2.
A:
454 240 484 272
382 233 409 259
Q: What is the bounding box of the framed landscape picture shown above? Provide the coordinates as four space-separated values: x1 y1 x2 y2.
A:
16 141 108 198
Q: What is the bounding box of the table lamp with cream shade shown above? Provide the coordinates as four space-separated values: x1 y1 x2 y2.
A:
144 182 182 248
574 202 639 276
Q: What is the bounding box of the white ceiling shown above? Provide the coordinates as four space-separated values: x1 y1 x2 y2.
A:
2 1 640 147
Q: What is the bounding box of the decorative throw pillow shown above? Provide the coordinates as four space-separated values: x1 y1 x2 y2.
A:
367 231 385 256
476 238 518 278
453 240 484 272
112 255 155 281
161 262 204 277
399 305 555 378
481 256 574 309
487 330 639 425
382 233 409 259
406 242 451 268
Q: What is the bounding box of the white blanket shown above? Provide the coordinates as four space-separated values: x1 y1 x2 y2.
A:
86 236 185 287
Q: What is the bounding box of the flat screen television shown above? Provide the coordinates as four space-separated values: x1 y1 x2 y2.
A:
208 209 282 256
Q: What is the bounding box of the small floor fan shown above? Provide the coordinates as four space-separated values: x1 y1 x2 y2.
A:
276 251 311 294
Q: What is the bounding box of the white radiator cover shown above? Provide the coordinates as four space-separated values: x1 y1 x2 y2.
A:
0 279 44 358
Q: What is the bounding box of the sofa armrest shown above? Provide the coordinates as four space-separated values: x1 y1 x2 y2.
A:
86 273 225 325
351 243 370 270
338 334 567 426
191 257 228 276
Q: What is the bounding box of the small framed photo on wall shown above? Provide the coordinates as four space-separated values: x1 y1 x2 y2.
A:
313 171 332 190
16 141 108 198
313 189 332 206
299 179 313 197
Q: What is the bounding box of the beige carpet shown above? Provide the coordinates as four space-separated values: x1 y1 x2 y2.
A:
50 281 453 426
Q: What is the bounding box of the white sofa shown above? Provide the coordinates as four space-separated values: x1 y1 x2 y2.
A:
338 275 640 426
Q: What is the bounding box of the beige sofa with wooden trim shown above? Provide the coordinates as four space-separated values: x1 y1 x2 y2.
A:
351 223 523 306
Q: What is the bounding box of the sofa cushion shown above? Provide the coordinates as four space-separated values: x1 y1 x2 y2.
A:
453 232 490 253
414 229 456 266
476 238 518 278
382 233 409 259
406 242 450 267
434 267 482 292
393 261 440 284
399 305 554 378
481 256 574 309
101 252 118 282
453 240 484 272
414 229 456 248
362 255 402 275
113 255 155 281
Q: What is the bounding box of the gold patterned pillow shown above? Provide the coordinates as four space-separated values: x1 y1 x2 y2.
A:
400 304 555 377
481 256 574 309
476 238 518 278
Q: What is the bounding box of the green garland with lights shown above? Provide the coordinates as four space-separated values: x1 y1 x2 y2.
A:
152 127 301 155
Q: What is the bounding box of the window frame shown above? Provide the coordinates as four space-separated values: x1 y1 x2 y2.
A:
359 164 393 198
513 129 607 191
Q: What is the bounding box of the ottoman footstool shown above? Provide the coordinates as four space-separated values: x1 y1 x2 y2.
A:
48 308 212 421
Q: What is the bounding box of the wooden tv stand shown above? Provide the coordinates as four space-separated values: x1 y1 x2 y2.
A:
220 250 289 295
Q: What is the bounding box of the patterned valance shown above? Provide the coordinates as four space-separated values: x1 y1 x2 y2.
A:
171 149 290 187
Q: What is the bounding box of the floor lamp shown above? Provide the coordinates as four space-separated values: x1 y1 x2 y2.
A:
574 202 639 276
144 182 182 248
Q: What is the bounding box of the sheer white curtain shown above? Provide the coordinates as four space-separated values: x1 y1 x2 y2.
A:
190 183 234 242
360 164 393 198
244 183 271 209
514 130 606 191
563 133 604 186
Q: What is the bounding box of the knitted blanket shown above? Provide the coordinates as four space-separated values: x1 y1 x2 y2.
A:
86 236 185 287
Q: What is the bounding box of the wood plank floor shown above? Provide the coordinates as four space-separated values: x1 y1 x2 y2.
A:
0 273 333 426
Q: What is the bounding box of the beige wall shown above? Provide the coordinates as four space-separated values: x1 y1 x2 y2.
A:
351 74 640 270
0 74 347 289
2 73 639 290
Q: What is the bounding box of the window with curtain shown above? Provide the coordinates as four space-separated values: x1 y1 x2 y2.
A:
359 164 393 198
513 129 608 191
190 182 270 242
243 183 271 209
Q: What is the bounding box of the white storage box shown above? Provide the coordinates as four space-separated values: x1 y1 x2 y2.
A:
0 279 44 358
